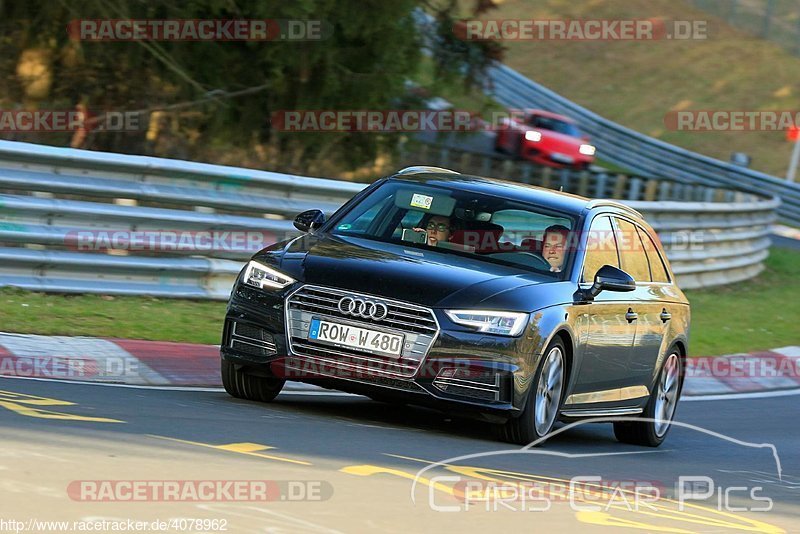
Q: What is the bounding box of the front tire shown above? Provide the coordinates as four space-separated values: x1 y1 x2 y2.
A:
614 350 682 447
500 338 566 445
366 393 392 403
221 359 285 403
494 132 508 154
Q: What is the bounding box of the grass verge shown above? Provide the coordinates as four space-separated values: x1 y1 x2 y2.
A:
0 290 226 345
0 247 797 355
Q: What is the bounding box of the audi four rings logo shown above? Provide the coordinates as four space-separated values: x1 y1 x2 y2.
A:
338 297 389 320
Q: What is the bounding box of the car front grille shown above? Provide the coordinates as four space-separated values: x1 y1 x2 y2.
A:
285 285 439 378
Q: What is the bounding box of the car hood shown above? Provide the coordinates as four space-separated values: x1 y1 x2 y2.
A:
254 233 557 309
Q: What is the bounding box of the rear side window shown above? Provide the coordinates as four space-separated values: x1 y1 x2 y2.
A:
615 218 650 283
637 226 671 283
582 216 619 282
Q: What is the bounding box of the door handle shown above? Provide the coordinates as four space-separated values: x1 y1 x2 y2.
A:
660 308 672 323
625 308 638 323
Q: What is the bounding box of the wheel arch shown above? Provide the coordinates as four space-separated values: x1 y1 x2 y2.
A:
672 338 688 358
669 337 688 395
516 322 577 414
552 329 575 389
649 336 688 397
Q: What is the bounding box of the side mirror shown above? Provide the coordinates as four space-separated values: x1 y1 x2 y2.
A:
294 209 326 233
588 265 635 297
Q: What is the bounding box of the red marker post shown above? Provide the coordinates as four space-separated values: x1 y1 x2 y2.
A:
787 125 800 182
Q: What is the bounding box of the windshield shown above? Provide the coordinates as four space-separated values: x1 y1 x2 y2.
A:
528 115 581 137
329 181 575 278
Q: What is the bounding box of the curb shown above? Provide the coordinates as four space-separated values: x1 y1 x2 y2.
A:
0 332 798 397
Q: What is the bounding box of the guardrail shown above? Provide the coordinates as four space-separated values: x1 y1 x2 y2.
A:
486 64 800 227
0 139 779 299
0 139 362 299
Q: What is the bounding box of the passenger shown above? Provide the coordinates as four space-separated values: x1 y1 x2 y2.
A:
542 224 570 272
414 215 453 247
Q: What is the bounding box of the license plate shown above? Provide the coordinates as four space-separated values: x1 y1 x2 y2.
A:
308 318 404 357
551 153 575 164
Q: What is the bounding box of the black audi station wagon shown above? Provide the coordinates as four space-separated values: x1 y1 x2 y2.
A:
221 167 690 446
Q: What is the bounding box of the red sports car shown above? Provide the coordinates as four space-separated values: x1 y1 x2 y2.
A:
494 109 596 169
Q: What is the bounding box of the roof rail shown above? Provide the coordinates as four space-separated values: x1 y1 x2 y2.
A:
586 199 644 219
395 166 459 175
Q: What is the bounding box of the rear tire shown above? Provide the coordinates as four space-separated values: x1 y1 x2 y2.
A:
614 350 683 447
221 359 285 403
510 134 524 160
499 338 566 445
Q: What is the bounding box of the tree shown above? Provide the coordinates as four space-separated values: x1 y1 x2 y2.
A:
0 0 499 174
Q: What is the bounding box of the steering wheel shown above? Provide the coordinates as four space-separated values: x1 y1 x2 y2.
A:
485 251 552 270
515 251 552 270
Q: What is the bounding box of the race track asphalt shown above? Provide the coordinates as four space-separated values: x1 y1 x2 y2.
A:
0 376 797 533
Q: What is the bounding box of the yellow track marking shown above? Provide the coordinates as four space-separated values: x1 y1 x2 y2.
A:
340 464 462 498
0 390 123 423
149 435 311 466
215 442 276 453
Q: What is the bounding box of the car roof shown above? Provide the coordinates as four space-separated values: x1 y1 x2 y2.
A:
525 109 575 123
387 170 642 219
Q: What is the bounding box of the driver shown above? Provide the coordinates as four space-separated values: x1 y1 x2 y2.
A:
414 215 452 247
542 224 570 272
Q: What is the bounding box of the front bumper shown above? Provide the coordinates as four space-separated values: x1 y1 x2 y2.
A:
221 282 532 422
520 143 594 169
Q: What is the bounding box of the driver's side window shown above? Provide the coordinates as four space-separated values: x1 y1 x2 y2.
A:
582 216 620 282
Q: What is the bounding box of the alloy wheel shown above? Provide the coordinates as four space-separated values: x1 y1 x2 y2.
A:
654 353 680 437
534 346 565 436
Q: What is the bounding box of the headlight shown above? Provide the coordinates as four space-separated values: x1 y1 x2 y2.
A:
579 144 596 156
445 310 529 336
242 260 295 290
525 130 542 142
